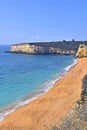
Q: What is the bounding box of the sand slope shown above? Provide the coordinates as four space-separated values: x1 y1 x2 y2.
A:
0 58 87 130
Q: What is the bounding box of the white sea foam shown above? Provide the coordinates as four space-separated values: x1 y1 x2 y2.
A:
0 58 78 122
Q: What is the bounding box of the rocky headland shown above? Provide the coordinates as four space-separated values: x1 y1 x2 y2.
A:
6 41 87 55
7 43 75 55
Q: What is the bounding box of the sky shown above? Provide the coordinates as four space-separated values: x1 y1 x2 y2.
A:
0 0 87 45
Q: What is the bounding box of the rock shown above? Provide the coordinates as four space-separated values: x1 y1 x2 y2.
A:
76 44 87 58
8 43 75 55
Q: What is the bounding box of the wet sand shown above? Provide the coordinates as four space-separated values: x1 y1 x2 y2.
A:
0 58 87 130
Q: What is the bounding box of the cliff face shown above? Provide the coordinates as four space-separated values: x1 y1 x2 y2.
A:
10 43 75 54
11 44 35 53
76 44 87 58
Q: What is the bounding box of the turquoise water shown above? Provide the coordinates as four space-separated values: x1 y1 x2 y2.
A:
0 45 76 120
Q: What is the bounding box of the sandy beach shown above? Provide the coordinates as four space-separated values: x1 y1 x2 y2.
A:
0 58 87 130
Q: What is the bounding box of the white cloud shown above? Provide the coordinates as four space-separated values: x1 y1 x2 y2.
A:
34 35 40 39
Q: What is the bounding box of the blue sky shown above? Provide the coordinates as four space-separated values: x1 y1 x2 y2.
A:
0 0 87 44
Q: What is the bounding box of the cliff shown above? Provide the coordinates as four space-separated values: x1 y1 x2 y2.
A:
76 44 87 58
9 43 75 55
6 41 87 55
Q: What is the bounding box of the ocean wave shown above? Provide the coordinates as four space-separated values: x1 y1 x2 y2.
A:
0 58 78 122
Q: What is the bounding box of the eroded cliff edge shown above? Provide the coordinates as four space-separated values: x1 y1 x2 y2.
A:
6 41 87 55
10 43 75 54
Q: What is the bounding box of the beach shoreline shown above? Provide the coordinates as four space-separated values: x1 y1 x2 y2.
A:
0 58 87 130
0 57 77 122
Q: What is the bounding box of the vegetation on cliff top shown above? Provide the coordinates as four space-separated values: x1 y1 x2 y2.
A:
13 40 87 52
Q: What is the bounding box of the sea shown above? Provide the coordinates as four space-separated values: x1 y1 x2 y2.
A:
0 45 77 121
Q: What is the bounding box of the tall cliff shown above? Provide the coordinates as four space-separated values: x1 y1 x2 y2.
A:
11 44 35 53
10 43 75 54
76 44 87 58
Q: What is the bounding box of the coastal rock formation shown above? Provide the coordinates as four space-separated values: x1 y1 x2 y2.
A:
11 43 36 53
76 44 87 58
9 43 75 55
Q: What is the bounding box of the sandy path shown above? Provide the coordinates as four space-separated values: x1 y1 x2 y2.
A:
0 58 87 130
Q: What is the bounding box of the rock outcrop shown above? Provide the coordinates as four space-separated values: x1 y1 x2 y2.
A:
76 44 87 58
8 43 75 55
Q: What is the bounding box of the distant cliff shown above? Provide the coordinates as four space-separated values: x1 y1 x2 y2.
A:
6 41 87 55
76 44 87 58
10 43 75 55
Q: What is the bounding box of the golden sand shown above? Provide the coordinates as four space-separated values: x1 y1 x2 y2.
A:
0 58 87 130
